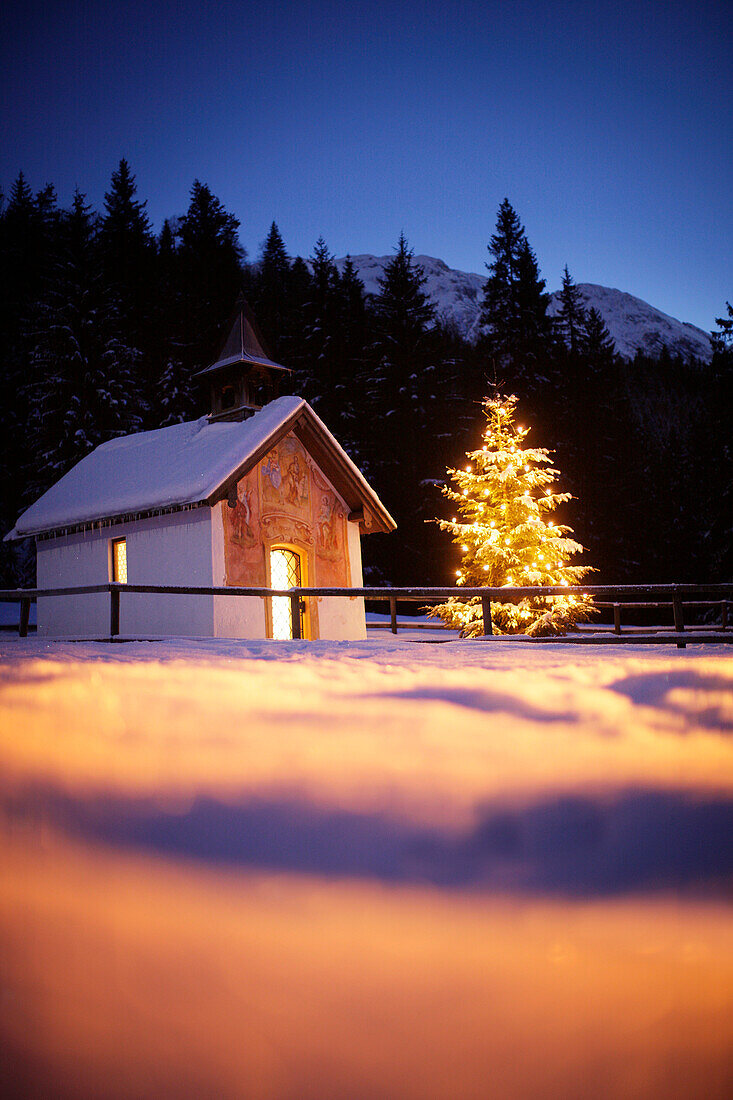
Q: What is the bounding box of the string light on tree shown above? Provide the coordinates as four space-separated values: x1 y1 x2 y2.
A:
430 393 596 637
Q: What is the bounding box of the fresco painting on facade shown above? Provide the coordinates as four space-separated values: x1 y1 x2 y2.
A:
312 466 349 588
222 433 351 621
222 468 266 587
262 436 310 512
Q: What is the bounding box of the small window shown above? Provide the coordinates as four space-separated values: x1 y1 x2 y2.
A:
221 384 237 410
112 538 127 583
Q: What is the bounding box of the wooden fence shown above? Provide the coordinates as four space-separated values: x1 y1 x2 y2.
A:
1 582 732 647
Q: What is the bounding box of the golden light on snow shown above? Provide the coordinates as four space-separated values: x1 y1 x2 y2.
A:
2 832 732 1100
1 642 732 1098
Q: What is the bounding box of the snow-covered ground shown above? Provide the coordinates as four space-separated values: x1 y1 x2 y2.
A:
1 636 732 1098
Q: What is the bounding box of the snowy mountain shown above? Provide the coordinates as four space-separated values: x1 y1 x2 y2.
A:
546 283 713 362
335 254 713 362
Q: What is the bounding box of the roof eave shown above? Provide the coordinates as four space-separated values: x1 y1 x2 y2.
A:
193 354 292 379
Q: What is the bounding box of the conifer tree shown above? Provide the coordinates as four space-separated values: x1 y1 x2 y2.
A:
557 265 586 355
282 254 313 372
99 159 156 408
582 306 617 369
25 191 143 499
152 219 192 426
0 175 60 583
371 232 435 419
431 393 594 636
360 233 441 581
178 180 244 339
303 236 341 417
338 255 367 339
707 301 733 576
712 301 733 358
99 159 154 306
480 199 555 386
173 180 244 408
369 233 437 471
332 255 368 455
251 221 292 358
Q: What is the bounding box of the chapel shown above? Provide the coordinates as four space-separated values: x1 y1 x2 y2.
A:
6 303 395 639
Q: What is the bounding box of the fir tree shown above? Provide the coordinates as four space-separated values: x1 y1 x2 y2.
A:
251 221 292 358
582 306 617 369
303 236 341 416
557 265 586 355
332 255 368 455
375 232 435 335
99 159 154 305
339 255 367 338
361 233 441 582
371 232 435 416
479 199 555 387
0 176 60 584
25 191 143 499
431 393 595 636
369 232 437 466
707 301 733 576
0 174 59 351
178 181 244 331
153 218 191 426
99 159 156 409
284 253 314 371
712 301 733 357
173 180 244 407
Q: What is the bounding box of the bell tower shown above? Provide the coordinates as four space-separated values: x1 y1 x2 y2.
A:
196 300 291 422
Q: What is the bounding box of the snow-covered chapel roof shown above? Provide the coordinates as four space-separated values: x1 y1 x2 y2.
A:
7 396 396 540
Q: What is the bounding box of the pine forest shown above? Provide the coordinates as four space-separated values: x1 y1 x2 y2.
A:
1 164 731 590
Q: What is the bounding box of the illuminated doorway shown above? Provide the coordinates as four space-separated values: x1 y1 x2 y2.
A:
270 546 305 639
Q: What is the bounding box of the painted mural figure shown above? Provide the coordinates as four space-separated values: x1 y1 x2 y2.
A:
261 456 282 493
231 483 256 548
317 494 337 551
284 454 308 506
263 438 310 511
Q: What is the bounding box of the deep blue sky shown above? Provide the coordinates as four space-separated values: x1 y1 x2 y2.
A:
1 0 730 331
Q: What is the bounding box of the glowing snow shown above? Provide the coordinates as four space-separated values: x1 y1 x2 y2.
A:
1 637 731 1097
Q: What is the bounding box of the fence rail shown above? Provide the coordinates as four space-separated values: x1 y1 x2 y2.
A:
1 582 732 647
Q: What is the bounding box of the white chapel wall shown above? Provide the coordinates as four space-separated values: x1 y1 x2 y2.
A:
37 509 215 638
37 533 110 637
314 518 366 640
119 509 215 636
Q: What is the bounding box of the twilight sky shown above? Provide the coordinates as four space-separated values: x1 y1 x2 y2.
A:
1 0 730 331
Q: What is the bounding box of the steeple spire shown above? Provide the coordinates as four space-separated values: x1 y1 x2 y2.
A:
195 299 291 421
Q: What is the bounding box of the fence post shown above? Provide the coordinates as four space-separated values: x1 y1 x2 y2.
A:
19 597 30 638
290 592 302 640
723 601 728 632
613 604 621 634
110 586 120 638
672 588 686 649
481 593 493 636
389 595 397 634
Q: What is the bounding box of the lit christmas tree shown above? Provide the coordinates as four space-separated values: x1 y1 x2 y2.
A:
431 393 595 636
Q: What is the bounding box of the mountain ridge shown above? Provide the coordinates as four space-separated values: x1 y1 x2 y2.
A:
335 253 713 362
